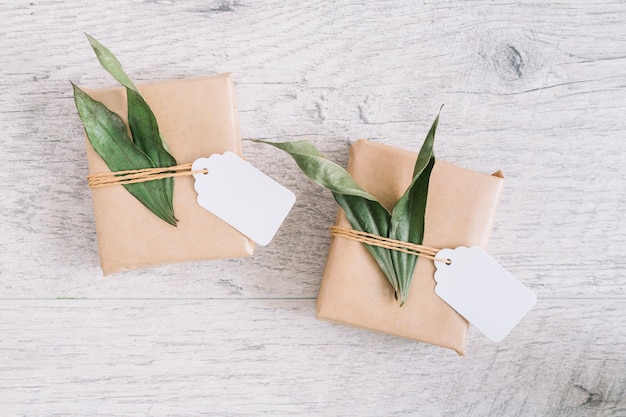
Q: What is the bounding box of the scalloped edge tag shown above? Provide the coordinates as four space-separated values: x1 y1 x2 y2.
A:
192 152 295 246
434 246 536 342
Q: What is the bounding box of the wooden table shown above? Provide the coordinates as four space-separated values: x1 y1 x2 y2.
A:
2 1 624 415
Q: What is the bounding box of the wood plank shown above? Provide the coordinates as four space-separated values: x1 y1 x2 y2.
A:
0 299 624 416
1 1 625 416
1 0 625 298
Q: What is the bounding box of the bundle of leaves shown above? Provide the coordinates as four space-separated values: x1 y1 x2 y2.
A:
73 34 177 226
257 113 439 305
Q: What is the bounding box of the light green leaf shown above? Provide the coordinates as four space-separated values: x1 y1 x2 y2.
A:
72 83 177 226
86 33 138 92
254 140 382 203
256 139 399 292
389 112 439 304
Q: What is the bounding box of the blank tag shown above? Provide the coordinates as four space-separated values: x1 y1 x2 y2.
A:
433 246 536 342
192 152 296 246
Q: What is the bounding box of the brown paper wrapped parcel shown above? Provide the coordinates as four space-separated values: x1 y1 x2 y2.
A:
317 139 504 355
84 73 254 275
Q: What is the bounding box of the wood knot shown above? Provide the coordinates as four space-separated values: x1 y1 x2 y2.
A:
573 384 604 407
493 44 526 81
506 45 524 78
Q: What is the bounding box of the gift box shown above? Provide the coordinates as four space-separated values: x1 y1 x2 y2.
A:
317 139 504 355
83 73 254 275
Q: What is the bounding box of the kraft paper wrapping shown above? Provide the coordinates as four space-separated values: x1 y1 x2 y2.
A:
317 139 504 355
84 73 254 275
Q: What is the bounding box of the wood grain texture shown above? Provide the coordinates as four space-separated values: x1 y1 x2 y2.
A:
1 0 624 415
0 300 624 417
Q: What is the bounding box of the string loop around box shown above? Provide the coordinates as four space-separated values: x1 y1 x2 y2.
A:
330 226 449 264
89 165 449 265
87 162 203 188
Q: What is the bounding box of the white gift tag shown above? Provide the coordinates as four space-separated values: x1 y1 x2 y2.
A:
192 152 296 246
433 246 536 343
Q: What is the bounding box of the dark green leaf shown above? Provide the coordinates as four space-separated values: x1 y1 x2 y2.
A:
389 112 439 304
86 34 177 219
254 140 382 203
72 83 177 226
333 193 399 292
126 89 177 217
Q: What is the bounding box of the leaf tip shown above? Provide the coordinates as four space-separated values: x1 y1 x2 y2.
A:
70 81 84 98
70 83 92 105
85 32 98 48
164 212 178 227
435 104 444 123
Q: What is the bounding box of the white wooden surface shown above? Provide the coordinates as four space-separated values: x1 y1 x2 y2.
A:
1 1 625 416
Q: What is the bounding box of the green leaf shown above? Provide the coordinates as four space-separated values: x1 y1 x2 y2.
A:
126 88 177 217
333 193 399 292
85 33 138 92
256 114 440 307
86 33 177 219
253 140 381 203
255 139 399 292
72 83 177 226
389 112 439 304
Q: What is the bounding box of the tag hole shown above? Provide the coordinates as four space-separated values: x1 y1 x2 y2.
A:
446 259 452 265
202 168 208 174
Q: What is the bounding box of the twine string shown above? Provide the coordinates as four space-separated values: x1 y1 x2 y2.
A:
330 226 450 264
87 162 206 188
88 165 449 264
